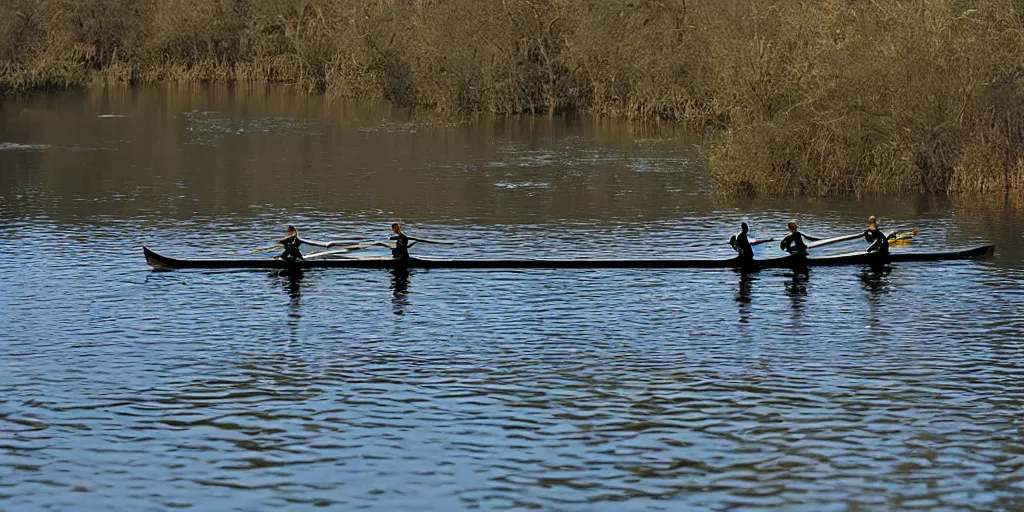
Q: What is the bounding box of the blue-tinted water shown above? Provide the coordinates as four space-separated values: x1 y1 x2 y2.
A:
1 86 1022 511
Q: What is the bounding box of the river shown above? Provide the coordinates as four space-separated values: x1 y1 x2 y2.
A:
1 85 1022 511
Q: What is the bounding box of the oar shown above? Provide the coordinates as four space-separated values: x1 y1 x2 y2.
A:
303 244 387 258
308 241 393 257
806 232 864 250
325 242 380 250
404 235 455 245
296 239 364 248
804 227 920 251
251 237 366 253
250 244 281 255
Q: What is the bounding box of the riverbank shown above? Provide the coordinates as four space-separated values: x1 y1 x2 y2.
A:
3 0 1022 200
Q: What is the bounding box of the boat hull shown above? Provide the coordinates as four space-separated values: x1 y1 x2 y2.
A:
143 245 994 271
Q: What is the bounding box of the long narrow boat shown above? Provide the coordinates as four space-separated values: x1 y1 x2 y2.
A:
143 244 994 271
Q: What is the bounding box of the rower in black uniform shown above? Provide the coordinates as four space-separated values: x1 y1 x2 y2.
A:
729 222 772 262
273 225 349 261
278 225 305 261
389 223 417 260
377 223 455 259
863 215 890 254
779 222 821 255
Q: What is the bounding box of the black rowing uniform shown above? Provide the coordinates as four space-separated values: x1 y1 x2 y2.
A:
279 235 304 261
730 233 756 260
780 231 821 254
864 227 890 254
390 232 411 260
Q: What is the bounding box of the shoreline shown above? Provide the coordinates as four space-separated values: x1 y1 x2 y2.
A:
3 0 1023 200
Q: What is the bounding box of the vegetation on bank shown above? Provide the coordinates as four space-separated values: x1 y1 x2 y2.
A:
2 0 1023 200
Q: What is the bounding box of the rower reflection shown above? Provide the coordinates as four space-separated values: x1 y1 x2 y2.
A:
270 268 306 322
390 268 411 315
859 266 893 294
784 270 809 298
782 270 806 294
783 269 809 322
734 269 756 325
735 269 755 304
279 268 304 299
390 268 410 295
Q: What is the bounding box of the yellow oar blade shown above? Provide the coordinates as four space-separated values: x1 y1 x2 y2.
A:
250 244 281 255
889 228 920 246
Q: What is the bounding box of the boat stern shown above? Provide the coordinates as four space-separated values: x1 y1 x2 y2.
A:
143 246 174 271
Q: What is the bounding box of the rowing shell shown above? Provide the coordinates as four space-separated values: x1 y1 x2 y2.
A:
143 244 994 271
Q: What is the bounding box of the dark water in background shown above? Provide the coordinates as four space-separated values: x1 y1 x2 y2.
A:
1 86 1023 511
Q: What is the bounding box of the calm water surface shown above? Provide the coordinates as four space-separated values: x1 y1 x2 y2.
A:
1 86 1023 511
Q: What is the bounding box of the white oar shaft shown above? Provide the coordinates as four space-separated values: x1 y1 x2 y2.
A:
806 232 863 249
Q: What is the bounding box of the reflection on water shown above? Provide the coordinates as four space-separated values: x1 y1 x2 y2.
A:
390 269 411 315
0 85 706 224
859 266 893 295
783 270 809 298
276 269 305 321
735 270 755 305
1 86 1023 511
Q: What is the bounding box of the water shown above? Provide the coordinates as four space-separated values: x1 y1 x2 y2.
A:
1 86 1023 511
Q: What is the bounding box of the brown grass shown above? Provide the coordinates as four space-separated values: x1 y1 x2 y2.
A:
2 0 1024 199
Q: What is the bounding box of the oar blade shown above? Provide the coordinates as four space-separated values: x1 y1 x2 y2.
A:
250 244 282 255
888 228 920 246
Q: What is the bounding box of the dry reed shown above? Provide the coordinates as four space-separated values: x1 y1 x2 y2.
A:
3 0 1023 199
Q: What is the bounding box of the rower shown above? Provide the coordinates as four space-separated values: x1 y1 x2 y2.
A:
729 222 772 261
389 223 417 260
779 222 821 255
278 225 305 261
863 215 890 254
272 225 349 261
377 223 455 259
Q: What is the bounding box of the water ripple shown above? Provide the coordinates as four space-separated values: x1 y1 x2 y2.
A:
2 91 1024 511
